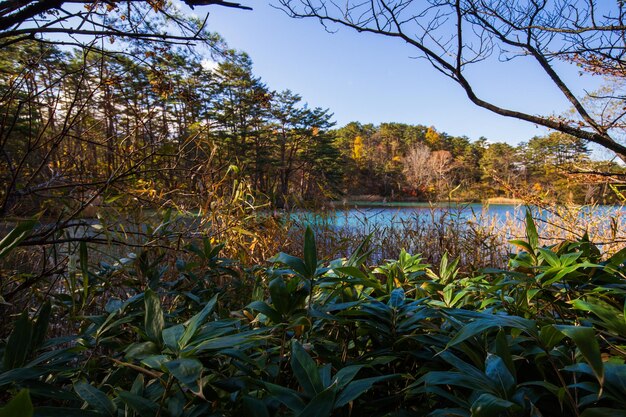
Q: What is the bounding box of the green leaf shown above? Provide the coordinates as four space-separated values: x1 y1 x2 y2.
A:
32 302 52 351
429 408 470 417
335 374 398 408
179 294 218 348
560 251 583 267
525 209 539 252
604 246 626 275
265 382 306 413
144 289 164 344
0 368 48 387
303 226 318 278
333 266 370 281
485 354 515 396
118 391 159 417
164 358 203 392
419 371 489 391
388 287 405 308
130 374 144 395
334 365 363 389
125 341 159 360
3 311 33 369
556 325 604 385
542 261 599 286
26 382 76 402
604 362 626 396
242 397 270 417
346 234 373 267
269 277 291 315
538 248 560 267
270 252 307 276
0 389 33 417
518 380 561 398
470 393 519 417
247 301 283 323
438 351 493 389
571 299 626 336
167 394 185 417
447 315 536 348
162 324 184 352
0 219 37 260
190 330 263 353
320 363 331 388
539 325 565 350
140 354 169 370
509 240 534 255
296 386 335 417
526 288 541 304
494 330 515 377
291 340 324 397
74 381 116 416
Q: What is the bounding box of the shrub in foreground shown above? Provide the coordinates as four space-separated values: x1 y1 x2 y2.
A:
1 212 626 416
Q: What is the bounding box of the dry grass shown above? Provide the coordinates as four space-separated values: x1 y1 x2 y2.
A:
484 197 525 204
280 204 626 273
2 200 624 337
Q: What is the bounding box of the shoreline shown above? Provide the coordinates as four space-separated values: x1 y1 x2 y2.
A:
328 195 525 207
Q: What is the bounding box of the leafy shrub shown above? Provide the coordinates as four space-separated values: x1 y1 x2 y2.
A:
1 211 626 416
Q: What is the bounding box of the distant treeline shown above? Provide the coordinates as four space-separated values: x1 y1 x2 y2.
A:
334 123 624 204
1 40 623 219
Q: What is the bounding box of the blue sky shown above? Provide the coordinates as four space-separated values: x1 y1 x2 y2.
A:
201 1 604 146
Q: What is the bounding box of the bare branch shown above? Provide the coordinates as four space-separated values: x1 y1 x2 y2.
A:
277 0 626 160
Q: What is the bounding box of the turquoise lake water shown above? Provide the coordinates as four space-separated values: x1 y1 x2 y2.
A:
290 202 626 231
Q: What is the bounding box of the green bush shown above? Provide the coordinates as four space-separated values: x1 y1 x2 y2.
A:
1 212 626 416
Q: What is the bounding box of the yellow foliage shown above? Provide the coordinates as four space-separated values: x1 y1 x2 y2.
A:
425 126 440 147
353 135 364 162
133 179 158 198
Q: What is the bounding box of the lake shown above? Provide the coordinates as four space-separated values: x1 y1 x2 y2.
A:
292 202 626 230
284 202 626 264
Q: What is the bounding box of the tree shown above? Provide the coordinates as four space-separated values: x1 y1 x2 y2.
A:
429 150 457 198
403 143 434 196
425 127 442 150
352 135 365 163
479 142 520 196
0 41 215 218
297 108 341 199
403 143 457 199
212 51 271 172
278 0 626 160
269 89 305 199
0 0 257 249
521 133 590 177
267 91 336 204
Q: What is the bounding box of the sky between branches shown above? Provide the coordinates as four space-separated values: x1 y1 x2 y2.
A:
199 0 609 151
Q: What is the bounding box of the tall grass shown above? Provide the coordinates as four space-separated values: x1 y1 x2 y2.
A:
2 195 625 339
282 203 626 273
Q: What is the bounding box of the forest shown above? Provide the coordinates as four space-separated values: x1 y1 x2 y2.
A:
1 40 624 219
2 1 626 416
